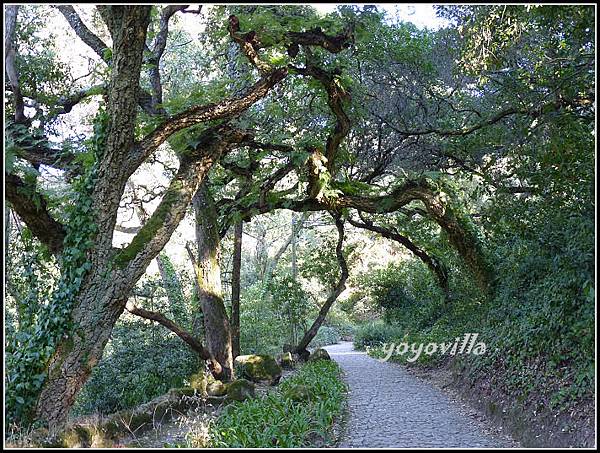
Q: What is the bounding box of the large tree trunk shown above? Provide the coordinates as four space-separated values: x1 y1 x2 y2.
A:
230 220 243 358
192 182 234 381
34 6 152 431
34 270 130 430
34 130 233 429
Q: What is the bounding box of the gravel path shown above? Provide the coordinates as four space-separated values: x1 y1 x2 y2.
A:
325 342 509 448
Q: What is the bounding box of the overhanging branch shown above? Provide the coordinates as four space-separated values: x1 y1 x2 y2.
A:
347 214 449 298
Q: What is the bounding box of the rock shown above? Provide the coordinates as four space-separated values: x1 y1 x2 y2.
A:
278 352 295 369
234 354 282 385
188 369 209 395
308 348 331 361
284 384 311 402
207 380 227 397
226 379 256 401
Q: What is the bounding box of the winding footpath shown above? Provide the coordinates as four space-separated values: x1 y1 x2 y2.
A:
325 342 510 448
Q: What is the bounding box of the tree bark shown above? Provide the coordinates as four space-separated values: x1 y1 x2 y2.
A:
192 182 234 381
230 221 243 358
34 7 152 431
5 5 26 123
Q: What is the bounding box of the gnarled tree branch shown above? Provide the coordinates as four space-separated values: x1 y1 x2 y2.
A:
132 68 287 172
126 304 211 360
5 173 66 254
347 214 449 298
230 178 493 294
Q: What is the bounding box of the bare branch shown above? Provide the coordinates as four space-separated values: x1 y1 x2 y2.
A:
115 224 141 234
56 5 111 64
228 15 272 74
152 5 188 59
126 304 211 359
376 93 595 138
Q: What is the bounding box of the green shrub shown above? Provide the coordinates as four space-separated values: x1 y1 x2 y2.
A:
72 323 198 416
208 360 346 447
359 190 595 406
309 325 341 348
353 321 405 350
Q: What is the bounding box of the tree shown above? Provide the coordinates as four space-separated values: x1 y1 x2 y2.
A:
4 5 352 430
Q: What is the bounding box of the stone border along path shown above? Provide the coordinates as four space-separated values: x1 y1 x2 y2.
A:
325 341 513 448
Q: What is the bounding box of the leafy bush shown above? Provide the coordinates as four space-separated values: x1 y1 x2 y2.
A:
309 326 341 348
353 321 405 350
72 322 199 416
239 281 355 354
208 360 346 447
239 283 285 355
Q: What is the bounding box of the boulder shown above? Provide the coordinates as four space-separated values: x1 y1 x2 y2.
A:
278 352 295 369
188 369 209 395
308 348 331 361
226 379 256 401
234 354 282 385
206 380 227 397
